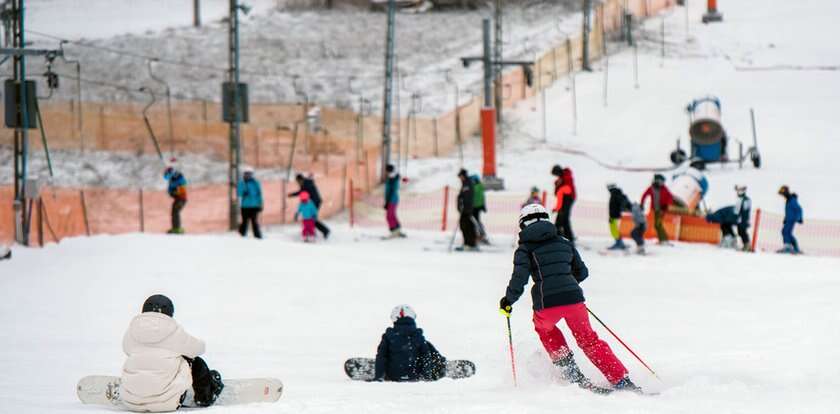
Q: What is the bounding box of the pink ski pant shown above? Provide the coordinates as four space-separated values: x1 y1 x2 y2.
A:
302 219 316 238
386 202 401 230
532 302 628 384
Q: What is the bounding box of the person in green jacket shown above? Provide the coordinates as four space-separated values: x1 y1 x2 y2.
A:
470 174 489 245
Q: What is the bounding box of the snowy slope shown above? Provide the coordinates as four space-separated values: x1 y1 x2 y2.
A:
405 0 840 220
0 229 838 413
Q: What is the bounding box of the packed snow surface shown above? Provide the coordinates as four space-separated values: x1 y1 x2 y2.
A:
1 228 838 413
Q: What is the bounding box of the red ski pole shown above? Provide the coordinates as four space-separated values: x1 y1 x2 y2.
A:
587 307 660 380
503 314 518 387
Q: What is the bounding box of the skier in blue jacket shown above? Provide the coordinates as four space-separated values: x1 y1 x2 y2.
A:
237 167 263 239
164 165 188 234
373 305 446 382
778 185 803 254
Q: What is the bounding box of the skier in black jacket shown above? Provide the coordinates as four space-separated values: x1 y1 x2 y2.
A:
373 305 446 382
288 173 330 239
607 183 632 250
456 169 478 251
499 203 641 393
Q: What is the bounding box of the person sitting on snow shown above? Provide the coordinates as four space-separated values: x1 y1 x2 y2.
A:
373 305 447 382
606 183 632 250
778 185 803 254
499 204 641 393
121 295 223 412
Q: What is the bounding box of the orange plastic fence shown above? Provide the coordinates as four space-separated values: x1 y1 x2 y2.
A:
0 156 374 244
351 187 840 257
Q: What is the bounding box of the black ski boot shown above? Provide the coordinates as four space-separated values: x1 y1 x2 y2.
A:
613 376 644 394
554 353 613 395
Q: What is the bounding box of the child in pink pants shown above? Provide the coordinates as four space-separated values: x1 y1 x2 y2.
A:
295 191 319 242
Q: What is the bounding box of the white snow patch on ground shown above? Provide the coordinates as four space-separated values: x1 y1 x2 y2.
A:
0 228 838 413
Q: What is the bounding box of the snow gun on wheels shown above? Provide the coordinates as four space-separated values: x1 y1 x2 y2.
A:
670 96 761 169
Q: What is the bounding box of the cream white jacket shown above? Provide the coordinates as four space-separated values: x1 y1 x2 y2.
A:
120 312 205 412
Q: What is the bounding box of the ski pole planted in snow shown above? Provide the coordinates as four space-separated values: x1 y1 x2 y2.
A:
586 307 660 380
501 313 518 387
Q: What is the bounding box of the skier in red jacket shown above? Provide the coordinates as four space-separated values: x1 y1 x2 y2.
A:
640 174 674 244
551 165 576 243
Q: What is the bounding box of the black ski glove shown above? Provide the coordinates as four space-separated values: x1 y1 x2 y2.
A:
499 297 513 316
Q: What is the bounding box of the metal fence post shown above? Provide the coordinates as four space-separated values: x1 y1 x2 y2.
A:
441 185 450 232
751 208 762 253
139 189 145 233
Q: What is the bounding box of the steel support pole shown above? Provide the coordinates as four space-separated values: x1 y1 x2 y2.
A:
483 18 492 108
582 0 592 71
493 0 503 124
380 0 396 182
227 0 241 230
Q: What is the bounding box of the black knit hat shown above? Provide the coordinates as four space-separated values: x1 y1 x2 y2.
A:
142 294 174 317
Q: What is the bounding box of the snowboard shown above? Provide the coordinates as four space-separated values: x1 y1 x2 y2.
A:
77 375 283 408
343 358 476 381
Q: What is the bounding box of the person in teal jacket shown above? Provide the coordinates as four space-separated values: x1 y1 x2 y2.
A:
237 167 263 239
295 191 319 242
384 164 406 238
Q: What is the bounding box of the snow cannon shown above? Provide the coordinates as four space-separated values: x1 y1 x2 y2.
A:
671 96 728 166
688 97 724 146
670 99 762 169
670 166 709 212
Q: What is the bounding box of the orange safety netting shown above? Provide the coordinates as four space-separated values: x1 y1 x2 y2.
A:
0 153 378 246
350 187 840 257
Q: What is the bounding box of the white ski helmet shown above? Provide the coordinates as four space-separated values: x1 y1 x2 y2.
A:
519 203 550 229
390 304 416 322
